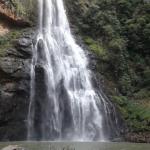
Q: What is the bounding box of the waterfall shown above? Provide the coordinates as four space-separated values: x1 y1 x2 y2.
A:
27 0 119 141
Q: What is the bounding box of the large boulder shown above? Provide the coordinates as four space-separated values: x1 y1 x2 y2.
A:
1 145 26 150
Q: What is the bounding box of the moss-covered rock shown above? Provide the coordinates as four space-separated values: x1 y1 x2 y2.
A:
0 28 21 52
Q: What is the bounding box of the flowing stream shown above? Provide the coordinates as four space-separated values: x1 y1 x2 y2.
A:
27 0 119 141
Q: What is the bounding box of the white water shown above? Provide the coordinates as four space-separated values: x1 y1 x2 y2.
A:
27 0 119 141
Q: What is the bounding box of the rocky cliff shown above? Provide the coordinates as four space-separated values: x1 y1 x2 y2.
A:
0 28 37 141
0 0 37 141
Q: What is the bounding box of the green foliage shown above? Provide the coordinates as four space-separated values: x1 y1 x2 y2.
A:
66 0 150 132
80 0 150 97
133 89 148 100
109 38 126 52
118 73 132 95
75 0 85 6
111 95 125 106
112 94 150 131
124 3 150 55
125 102 150 131
84 36 108 61
4 0 36 20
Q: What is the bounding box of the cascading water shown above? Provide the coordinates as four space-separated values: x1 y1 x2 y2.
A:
27 0 120 141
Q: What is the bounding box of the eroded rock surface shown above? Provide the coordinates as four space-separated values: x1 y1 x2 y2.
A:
0 0 36 26
125 132 150 143
0 29 37 141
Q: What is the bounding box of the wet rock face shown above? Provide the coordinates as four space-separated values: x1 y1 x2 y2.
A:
0 29 37 141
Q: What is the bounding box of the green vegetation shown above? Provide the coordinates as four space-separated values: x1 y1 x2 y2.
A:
111 94 150 132
67 0 150 95
0 30 17 51
65 0 150 132
0 28 27 54
3 0 36 22
0 1 36 54
84 36 108 61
